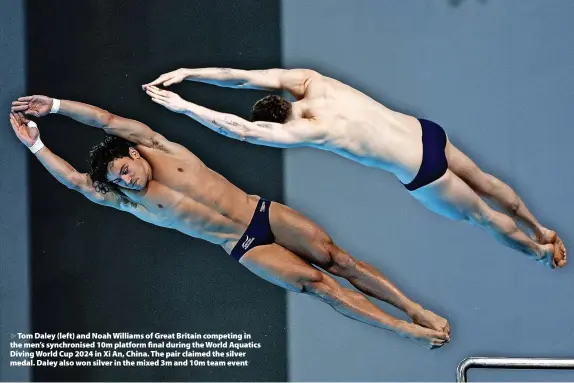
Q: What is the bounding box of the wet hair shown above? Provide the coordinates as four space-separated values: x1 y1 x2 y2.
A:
250 95 292 123
88 135 132 194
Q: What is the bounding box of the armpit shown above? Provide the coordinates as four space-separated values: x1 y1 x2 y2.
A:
150 136 169 152
138 134 171 153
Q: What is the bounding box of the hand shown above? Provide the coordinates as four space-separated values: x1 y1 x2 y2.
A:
11 95 54 117
144 86 188 113
9 112 40 147
143 68 189 88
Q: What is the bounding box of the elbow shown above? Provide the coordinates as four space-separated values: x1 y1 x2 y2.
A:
233 81 250 89
306 125 328 146
100 112 115 130
312 132 328 146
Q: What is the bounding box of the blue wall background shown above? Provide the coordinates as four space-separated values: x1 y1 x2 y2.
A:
0 0 29 380
283 0 574 381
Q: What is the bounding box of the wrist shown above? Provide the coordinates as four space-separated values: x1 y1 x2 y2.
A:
181 100 196 115
50 98 61 114
25 121 45 154
29 138 45 154
183 68 195 79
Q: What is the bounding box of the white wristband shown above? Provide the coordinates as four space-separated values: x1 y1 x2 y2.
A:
50 98 60 114
29 137 44 154
26 121 44 154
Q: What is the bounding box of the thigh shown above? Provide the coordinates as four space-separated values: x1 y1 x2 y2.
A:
445 142 489 189
239 243 322 293
267 202 333 266
409 169 486 222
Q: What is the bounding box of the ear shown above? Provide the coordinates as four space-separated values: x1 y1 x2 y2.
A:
128 147 140 159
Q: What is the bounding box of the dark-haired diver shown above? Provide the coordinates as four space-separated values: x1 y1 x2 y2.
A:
144 67 566 268
10 95 449 349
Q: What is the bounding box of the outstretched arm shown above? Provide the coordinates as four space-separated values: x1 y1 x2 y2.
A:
9 113 155 220
144 68 318 98
144 86 326 148
11 95 167 149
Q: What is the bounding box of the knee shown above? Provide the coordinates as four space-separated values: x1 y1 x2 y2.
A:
485 174 520 213
479 173 498 195
322 242 358 274
309 230 359 273
301 269 325 290
470 206 514 233
509 194 521 215
468 205 494 228
302 273 340 304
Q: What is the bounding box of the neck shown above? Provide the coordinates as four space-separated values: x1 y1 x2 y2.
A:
138 156 153 182
144 160 153 182
287 101 305 121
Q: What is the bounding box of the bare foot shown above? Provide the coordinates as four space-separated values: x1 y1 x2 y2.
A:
411 308 450 335
553 236 567 268
402 322 449 349
534 228 566 268
537 242 566 268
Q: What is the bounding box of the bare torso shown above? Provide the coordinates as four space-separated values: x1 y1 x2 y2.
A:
111 75 426 253
121 143 259 253
298 75 425 184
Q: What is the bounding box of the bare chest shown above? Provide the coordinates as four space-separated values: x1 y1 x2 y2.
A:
127 151 210 219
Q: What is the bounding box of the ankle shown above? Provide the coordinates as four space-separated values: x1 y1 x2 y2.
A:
534 226 546 239
405 303 424 319
393 320 413 337
535 243 552 257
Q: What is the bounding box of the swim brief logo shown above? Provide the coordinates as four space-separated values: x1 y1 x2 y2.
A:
242 235 255 250
260 202 266 212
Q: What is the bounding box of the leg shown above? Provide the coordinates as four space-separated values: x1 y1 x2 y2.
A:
411 170 563 267
267 203 450 334
239 243 449 349
446 142 566 267
447 144 545 237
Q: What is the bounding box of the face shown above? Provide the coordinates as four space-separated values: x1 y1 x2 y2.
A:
106 148 150 191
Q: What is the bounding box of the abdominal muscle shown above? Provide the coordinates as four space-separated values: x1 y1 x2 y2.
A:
125 163 261 253
169 193 261 253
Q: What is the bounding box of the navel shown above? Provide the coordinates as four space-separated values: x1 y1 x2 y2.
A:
158 204 164 209
177 168 184 172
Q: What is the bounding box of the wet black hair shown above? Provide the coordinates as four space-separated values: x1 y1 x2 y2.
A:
250 95 292 123
88 135 132 194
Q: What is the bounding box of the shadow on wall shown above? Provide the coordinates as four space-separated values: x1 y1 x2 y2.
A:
448 0 488 7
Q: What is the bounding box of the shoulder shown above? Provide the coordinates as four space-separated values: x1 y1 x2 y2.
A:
280 69 323 99
282 69 322 88
283 68 321 79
